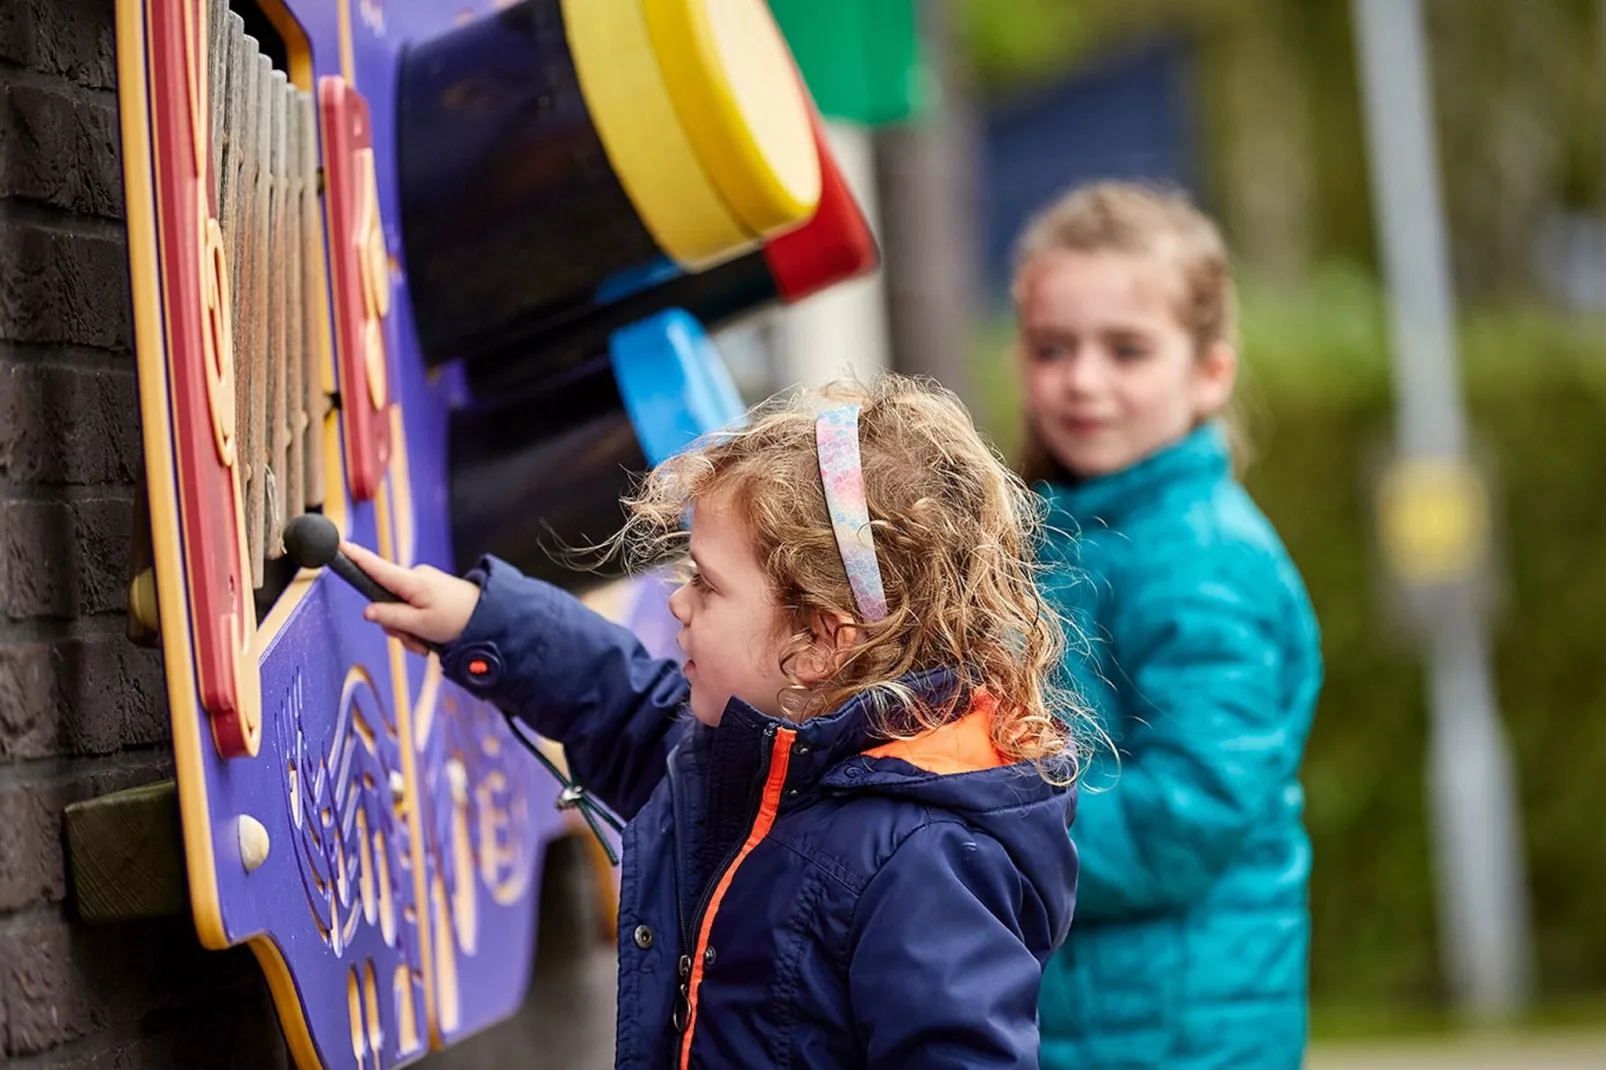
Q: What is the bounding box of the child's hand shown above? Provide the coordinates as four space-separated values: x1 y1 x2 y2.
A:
341 541 482 655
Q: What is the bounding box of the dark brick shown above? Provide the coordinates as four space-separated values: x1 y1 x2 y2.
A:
0 361 141 486
0 496 133 621
0 632 166 762
28 1003 290 1069
0 0 117 93
0 80 124 218
0 218 131 350
0 753 170 914
0 910 268 1058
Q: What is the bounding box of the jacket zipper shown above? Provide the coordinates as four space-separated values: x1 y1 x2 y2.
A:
674 725 795 1068
666 754 696 982
670 724 773 1033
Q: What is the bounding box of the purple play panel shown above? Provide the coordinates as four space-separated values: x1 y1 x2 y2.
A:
179 4 567 1067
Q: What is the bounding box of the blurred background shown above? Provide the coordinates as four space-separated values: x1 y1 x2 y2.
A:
715 0 1606 1062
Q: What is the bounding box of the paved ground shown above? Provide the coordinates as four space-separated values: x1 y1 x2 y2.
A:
420 838 619 1070
1309 1031 1606 1068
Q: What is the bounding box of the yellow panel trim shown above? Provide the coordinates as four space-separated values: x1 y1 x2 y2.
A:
119 0 223 951
561 0 754 269
643 0 819 236
119 5 353 1066
377 475 443 1049
119 3 322 1069
337 0 355 84
250 938 326 1070
388 405 415 567
254 0 312 91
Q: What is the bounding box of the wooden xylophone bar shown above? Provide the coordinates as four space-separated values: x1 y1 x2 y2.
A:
207 1 325 590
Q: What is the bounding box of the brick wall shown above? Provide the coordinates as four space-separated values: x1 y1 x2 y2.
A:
0 1 290 1065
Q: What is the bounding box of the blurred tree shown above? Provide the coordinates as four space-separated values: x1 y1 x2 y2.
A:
1426 0 1563 300
957 0 1606 303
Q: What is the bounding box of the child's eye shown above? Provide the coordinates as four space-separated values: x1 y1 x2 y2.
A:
1031 341 1070 363
1112 342 1150 362
681 562 714 594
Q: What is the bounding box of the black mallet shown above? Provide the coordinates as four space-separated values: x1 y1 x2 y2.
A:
283 514 444 659
283 514 417 614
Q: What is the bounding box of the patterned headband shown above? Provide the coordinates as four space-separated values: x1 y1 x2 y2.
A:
815 406 889 623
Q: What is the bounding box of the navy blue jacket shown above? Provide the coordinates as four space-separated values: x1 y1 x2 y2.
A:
440 558 1079 1069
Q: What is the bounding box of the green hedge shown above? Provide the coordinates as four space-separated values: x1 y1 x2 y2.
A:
972 266 1606 1016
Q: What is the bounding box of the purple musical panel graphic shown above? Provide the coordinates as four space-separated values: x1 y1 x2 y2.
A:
160 0 567 1064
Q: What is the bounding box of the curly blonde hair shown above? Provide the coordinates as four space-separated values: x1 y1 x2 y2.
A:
614 374 1082 776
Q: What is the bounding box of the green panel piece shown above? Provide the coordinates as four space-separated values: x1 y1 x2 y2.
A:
769 0 926 126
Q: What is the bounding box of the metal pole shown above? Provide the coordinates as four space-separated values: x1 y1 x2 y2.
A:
1350 0 1533 1021
872 0 978 402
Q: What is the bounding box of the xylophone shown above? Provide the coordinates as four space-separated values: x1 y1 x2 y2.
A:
110 0 876 1067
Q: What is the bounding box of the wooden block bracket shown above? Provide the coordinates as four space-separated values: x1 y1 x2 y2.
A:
64 779 189 923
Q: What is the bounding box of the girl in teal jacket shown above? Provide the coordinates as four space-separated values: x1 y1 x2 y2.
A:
1015 183 1323 1069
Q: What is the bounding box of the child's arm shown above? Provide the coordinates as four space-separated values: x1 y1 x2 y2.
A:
1072 548 1308 921
848 822 1052 1068
350 546 687 820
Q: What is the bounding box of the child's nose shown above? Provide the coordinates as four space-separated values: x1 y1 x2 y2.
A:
1064 353 1106 395
668 583 692 625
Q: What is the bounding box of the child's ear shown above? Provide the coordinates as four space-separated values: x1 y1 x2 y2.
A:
1195 340 1238 419
794 610 857 684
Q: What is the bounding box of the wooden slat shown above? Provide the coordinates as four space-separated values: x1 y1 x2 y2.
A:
230 29 263 587
218 17 248 557
206 0 227 206
209 21 329 574
284 92 306 524
265 72 290 559
247 53 273 583
299 92 326 509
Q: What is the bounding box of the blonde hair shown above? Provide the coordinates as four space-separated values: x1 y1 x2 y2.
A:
614 375 1081 776
1011 181 1246 482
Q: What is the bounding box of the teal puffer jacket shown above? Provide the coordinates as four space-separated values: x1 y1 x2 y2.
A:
1037 423 1322 1070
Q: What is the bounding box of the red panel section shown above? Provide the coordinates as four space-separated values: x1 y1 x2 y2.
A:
149 0 250 755
319 77 392 501
762 108 880 304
